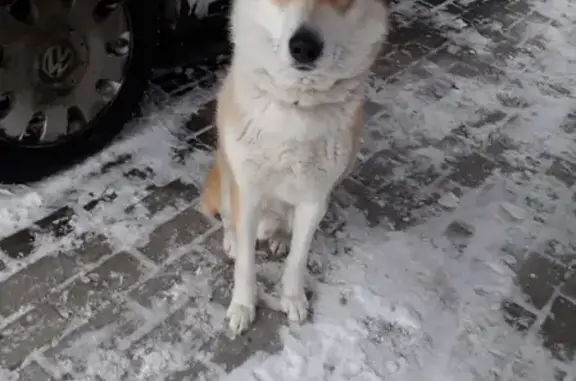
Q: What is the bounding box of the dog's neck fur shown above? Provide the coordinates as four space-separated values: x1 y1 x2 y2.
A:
230 51 368 108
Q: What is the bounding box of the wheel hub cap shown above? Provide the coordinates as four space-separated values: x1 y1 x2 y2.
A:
37 39 79 84
0 0 131 146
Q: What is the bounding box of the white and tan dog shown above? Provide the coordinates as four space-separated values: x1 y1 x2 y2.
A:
201 0 389 335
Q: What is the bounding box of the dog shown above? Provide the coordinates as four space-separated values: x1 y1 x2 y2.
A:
201 0 389 335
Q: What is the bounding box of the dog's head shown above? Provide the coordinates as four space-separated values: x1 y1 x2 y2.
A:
231 0 389 91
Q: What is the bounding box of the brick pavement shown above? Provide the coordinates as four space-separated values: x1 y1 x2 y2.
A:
1 0 576 379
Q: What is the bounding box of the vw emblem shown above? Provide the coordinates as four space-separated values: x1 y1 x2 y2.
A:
38 41 77 82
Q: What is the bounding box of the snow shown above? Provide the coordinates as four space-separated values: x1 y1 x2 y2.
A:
1 0 576 379
439 192 460 209
500 202 528 222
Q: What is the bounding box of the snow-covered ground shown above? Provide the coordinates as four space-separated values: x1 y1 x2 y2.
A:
1 0 576 380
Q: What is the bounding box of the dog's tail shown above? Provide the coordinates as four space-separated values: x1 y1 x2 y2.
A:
201 161 221 218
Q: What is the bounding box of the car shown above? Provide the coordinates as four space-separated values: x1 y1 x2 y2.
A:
0 0 230 184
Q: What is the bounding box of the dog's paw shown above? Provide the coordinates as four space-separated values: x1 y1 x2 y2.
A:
227 302 256 336
281 292 309 324
268 234 289 257
223 230 236 259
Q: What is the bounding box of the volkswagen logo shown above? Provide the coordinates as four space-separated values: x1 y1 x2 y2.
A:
38 40 77 83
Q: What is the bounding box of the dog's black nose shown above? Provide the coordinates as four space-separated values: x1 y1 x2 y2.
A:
289 27 323 67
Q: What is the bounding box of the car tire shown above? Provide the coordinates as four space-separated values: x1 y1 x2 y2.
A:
0 0 162 184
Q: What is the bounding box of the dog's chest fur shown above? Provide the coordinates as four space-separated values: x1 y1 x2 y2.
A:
222 83 359 204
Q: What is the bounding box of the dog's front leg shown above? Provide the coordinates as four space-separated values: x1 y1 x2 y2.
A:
227 185 260 336
281 198 327 323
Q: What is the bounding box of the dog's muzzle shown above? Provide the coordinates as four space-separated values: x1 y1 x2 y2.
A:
289 26 324 70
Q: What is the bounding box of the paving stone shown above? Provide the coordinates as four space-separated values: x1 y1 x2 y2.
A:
203 228 233 263
443 219 475 252
0 255 79 317
526 10 552 24
64 233 114 265
378 183 440 230
48 252 147 320
467 107 507 130
184 136 213 153
414 75 456 102
16 361 53 380
0 303 69 369
437 131 469 156
126 303 214 379
459 0 514 26
496 90 531 109
205 257 234 306
516 253 567 309
164 362 213 381
36 207 75 238
202 307 284 372
374 38 434 78
485 133 516 159
351 150 404 191
505 0 533 14
139 206 212 263
540 296 576 362
363 101 385 121
509 358 562 381
185 100 216 133
0 234 113 318
537 80 573 99
123 166 155 181
0 207 76 259
126 179 200 215
83 189 118 212
540 239 576 267
413 29 450 50
546 157 576 187
319 199 347 235
427 45 466 68
386 23 423 46
455 59 506 84
501 300 537 332
0 228 37 259
373 54 408 78
129 250 212 309
560 271 576 301
100 154 132 174
445 220 475 239
448 153 497 188
46 303 144 374
194 127 217 150
339 179 387 227
554 368 567 381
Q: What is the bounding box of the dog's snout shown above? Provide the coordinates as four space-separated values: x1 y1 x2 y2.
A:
289 27 323 68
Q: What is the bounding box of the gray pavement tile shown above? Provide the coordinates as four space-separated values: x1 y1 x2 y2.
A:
0 304 69 369
202 307 284 372
125 179 200 216
48 252 147 320
501 300 537 332
541 296 576 362
0 255 79 318
138 206 212 263
15 361 53 381
516 253 568 310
